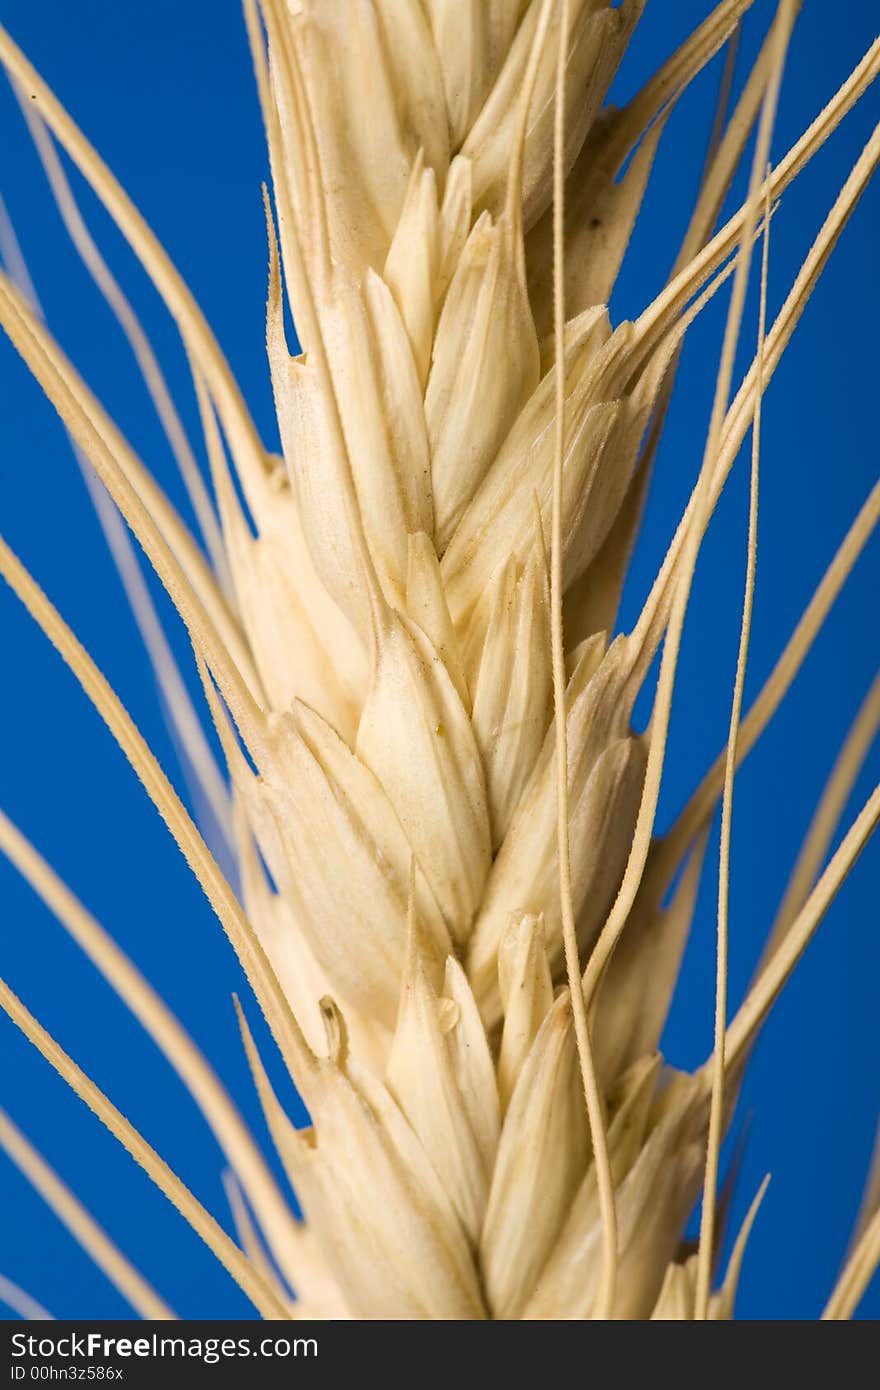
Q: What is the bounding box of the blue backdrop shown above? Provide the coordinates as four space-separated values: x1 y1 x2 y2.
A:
0 0 877 1320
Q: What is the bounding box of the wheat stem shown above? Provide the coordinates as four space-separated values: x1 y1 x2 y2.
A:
0 808 310 1291
695 179 771 1321
0 1108 175 1320
768 672 880 958
724 783 880 1070
0 23 269 495
0 532 313 1093
583 1 794 1010
823 1203 880 1320
14 91 231 592
617 0 759 159
633 120 880 848
635 36 880 360
675 1 791 276
661 475 880 885
223 1170 288 1303
0 1274 53 1321
0 207 235 846
0 978 291 1319
0 273 266 744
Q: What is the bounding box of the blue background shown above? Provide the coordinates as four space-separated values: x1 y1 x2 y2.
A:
0 0 877 1320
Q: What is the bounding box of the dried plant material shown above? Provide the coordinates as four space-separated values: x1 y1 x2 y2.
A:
0 0 878 1323
0 1109 174 1321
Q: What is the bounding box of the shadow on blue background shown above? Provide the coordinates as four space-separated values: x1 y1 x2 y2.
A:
0 0 877 1320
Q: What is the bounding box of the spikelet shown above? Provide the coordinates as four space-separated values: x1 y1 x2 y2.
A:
2 0 879 1325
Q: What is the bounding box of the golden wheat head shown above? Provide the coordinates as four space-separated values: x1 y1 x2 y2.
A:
0 0 878 1322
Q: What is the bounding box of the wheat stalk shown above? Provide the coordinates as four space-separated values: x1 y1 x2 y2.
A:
0 0 878 1320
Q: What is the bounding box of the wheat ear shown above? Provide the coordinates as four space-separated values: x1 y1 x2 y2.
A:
1 1 878 1320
